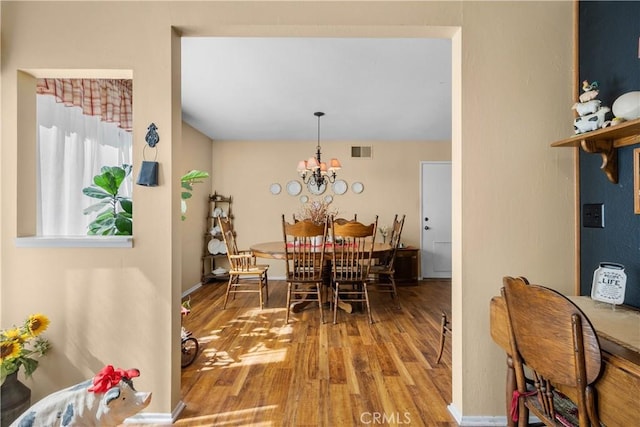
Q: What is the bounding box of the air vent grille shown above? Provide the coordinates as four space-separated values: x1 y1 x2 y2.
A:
351 146 372 158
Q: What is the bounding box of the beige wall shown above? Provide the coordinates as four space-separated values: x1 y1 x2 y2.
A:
0 1 576 421
181 122 213 293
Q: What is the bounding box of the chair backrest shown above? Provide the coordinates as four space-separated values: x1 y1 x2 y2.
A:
379 214 405 269
333 214 358 225
330 216 378 281
282 215 328 281
218 217 239 258
502 276 602 388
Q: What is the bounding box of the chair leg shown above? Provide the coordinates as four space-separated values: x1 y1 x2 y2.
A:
586 385 600 427
333 282 340 324
223 275 234 309
363 282 373 324
285 282 292 323
264 272 269 302
316 283 324 324
436 312 449 364
389 275 400 308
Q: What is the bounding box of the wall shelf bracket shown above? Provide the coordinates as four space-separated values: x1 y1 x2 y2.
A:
580 138 618 183
551 118 640 184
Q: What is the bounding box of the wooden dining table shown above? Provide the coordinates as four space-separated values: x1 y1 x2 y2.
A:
250 241 392 260
250 241 392 313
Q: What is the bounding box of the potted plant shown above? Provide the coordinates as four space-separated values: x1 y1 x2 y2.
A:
298 198 337 225
180 170 209 221
0 313 51 383
0 314 51 425
82 165 133 235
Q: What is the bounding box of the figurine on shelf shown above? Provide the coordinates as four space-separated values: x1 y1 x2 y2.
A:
572 80 610 134
579 80 599 102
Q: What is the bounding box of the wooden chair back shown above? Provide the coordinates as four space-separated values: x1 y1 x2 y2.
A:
218 217 237 255
333 214 358 226
330 216 378 281
219 217 254 272
502 276 602 426
282 215 328 282
378 214 405 270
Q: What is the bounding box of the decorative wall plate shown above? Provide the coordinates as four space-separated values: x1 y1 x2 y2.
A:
324 195 333 203
300 195 309 203
286 180 302 196
208 238 222 254
269 183 281 195
352 182 364 194
307 180 327 195
332 179 347 195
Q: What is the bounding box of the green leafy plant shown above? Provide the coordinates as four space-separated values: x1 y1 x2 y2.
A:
82 165 133 235
181 170 209 221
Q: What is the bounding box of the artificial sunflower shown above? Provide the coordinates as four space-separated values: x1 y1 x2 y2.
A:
26 313 50 337
0 340 22 362
3 327 24 342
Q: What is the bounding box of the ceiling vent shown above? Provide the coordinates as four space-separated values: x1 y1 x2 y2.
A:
351 146 372 158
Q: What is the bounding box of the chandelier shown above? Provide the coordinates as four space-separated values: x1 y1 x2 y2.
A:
296 112 341 191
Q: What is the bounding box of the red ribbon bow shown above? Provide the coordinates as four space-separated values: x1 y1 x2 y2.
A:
510 389 537 422
88 365 140 393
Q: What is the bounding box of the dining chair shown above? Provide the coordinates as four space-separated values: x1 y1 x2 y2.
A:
368 214 405 306
330 215 378 324
282 215 329 323
218 217 269 309
502 276 602 427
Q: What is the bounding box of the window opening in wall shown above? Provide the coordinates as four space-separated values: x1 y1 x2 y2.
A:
36 78 133 236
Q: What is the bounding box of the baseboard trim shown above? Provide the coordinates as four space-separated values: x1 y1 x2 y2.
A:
447 404 508 426
182 282 203 298
124 400 186 424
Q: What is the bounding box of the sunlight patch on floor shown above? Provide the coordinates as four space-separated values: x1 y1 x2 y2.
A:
177 405 278 426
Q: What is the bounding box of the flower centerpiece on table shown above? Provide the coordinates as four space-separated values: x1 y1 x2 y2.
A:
378 226 389 243
0 313 51 383
298 198 338 225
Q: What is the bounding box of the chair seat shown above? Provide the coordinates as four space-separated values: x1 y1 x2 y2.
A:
229 264 269 273
369 265 394 275
523 389 600 427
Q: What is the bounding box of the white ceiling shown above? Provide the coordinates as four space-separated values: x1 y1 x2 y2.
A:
181 37 452 141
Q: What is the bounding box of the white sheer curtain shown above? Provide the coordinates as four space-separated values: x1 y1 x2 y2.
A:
37 94 133 236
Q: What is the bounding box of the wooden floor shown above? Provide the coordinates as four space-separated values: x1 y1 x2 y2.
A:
174 279 455 426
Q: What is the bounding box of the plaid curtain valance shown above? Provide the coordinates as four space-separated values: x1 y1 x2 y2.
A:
36 78 133 131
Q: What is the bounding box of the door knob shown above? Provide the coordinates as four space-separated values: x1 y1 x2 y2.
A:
424 217 429 222
424 225 430 230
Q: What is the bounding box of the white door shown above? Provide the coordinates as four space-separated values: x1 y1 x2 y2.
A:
421 162 452 278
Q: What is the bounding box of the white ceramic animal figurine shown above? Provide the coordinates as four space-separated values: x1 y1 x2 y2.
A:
11 365 152 427
572 99 602 116
574 107 610 134
579 80 599 103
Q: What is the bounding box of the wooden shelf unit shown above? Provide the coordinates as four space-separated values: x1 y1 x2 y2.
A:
551 117 640 184
201 193 232 284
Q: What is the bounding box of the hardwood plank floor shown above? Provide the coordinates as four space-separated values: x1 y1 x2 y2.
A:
174 279 455 426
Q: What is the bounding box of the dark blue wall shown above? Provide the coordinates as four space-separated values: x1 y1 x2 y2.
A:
579 1 640 308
